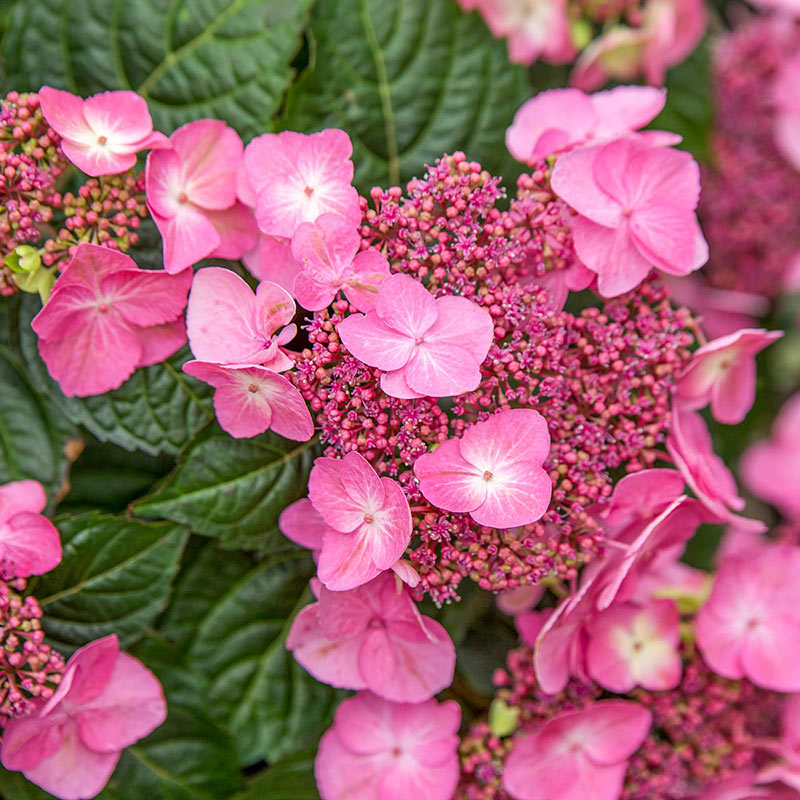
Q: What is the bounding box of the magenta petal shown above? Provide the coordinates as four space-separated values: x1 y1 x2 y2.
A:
358 620 456 702
31 283 96 340
279 498 329 551
414 439 487 514
286 605 367 691
0 512 61 577
75 653 166 752
317 528 382 591
38 314 141 397
38 87 93 145
375 273 437 338
424 295 494 364
0 480 47 521
22 725 120 800
314 724 385 800
133 317 187 368
149 204 219 274
1 715 65 772
379 368 424 399
101 268 191 328
337 313 415 371
370 478 412 570
345 250 391 312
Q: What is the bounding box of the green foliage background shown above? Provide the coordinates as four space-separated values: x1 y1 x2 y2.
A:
0 0 763 797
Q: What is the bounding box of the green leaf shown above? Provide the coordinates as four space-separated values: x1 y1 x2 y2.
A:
0 638 243 800
14 294 214 457
233 749 320 800
0 339 77 500
282 0 530 190
3 0 313 141
160 544 340 765
32 512 188 654
134 427 317 550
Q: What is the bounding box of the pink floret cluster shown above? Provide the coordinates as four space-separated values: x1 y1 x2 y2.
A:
3 73 793 800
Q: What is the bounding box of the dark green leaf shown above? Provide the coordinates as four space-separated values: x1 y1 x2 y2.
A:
160 544 340 765
0 339 77 501
135 427 317 550
3 0 313 141
33 512 188 654
233 749 319 800
14 294 214 457
282 0 530 190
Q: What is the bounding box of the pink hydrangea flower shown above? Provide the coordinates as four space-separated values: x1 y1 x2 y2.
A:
506 85 668 163
674 328 783 424
32 243 192 397
315 691 460 800
337 273 494 398
586 599 682 692
287 572 455 701
696 543 800 691
570 0 706 90
502 700 652 800
307 452 412 591
182 361 313 440
291 213 390 311
38 86 168 177
461 0 575 66
186 267 297 372
146 120 257 273
741 393 800 518
772 50 800 170
551 137 708 296
0 480 61 579
279 498 420 587
243 129 361 240
666 408 765 532
1 635 166 800
413 409 552 529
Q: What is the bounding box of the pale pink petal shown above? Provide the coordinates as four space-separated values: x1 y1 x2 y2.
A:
573 216 654 298
38 313 141 397
46 636 119 712
279 498 329 551
1 714 65 772
424 295 494 363
471 460 552 528
75 653 166 752
148 204 219 275
286 605 367 691
776 113 800 173
144 148 184 218
551 146 623 228
375 273 438 338
309 456 377 533
591 86 667 138
206 202 259 259
254 279 296 337
314 725 385 800
405 341 483 397
294 272 337 311
380 368 424 399
81 91 154 146
133 317 187 368
100 268 192 328
338 452 387 519
709 355 756 425
0 480 47 521
740 615 800 692
61 140 138 177
316 528 383 591
38 87 94 145
358 618 455 702
337 313 415 371
0 512 61 577
630 204 699 276
243 234 301 293
290 212 360 284
460 409 551 471
170 120 241 210
370 478 412 569
22 725 120 800
502 732 577 800
413 438 487 514
344 250 391 313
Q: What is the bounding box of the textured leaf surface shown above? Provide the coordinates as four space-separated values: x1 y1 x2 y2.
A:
3 0 313 141
233 749 320 800
282 0 530 190
160 544 339 765
135 427 317 549
0 638 243 800
0 341 76 500
15 295 214 457
33 513 188 654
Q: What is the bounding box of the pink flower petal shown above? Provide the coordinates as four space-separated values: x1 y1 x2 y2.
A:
1 714 65 772
61 141 137 177
206 202 259 259
404 340 483 397
375 273 438 338
81 91 154 146
413 438 487 514
148 204 219 275
0 480 47 522
243 234 302 294
345 250 390 312
309 455 381 533
337 313 415 372
316 528 383 591
279 498 329 551
470 459 552 528
100 268 192 328
133 317 187 368
38 86 94 145
0 511 62 578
